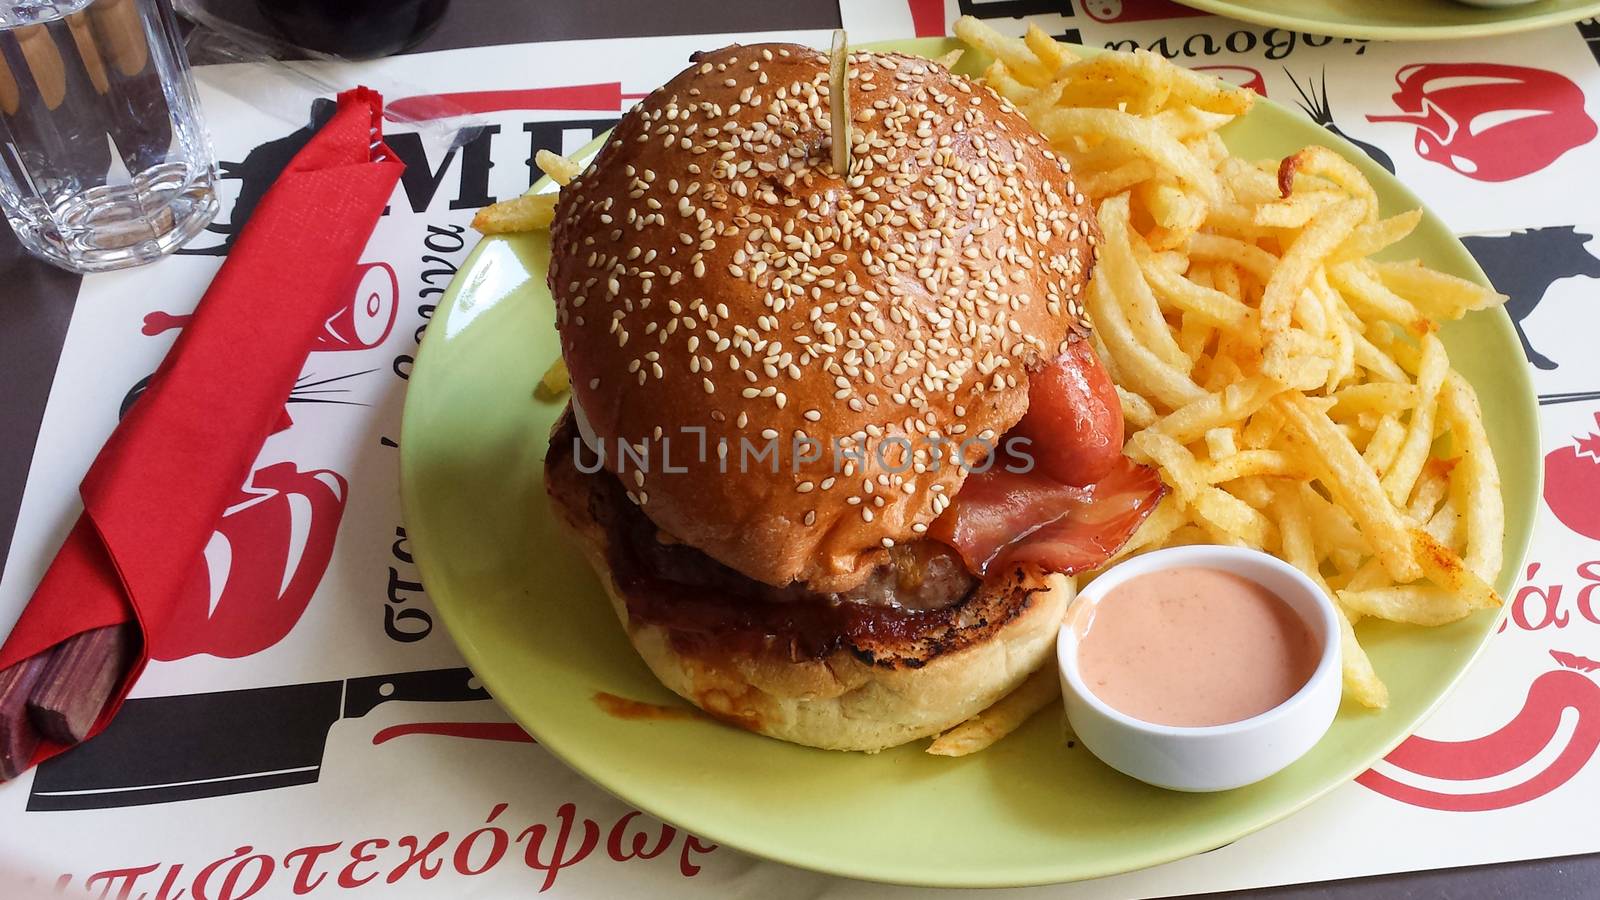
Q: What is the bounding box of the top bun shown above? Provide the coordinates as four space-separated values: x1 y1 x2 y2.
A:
548 42 1097 591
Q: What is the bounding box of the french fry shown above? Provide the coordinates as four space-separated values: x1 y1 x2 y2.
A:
1333 209 1422 262
1339 585 1474 627
1277 393 1422 582
1138 243 1253 329
1361 414 1406 476
1077 158 1160 200
1204 426 1237 459
1381 332 1447 506
1277 145 1379 222
927 663 1061 756
535 149 581 186
536 357 571 400
1187 234 1280 284
1329 260 1425 329
1022 23 1073 73
1259 199 1365 384
1116 385 1158 429
1407 458 1457 524
1439 372 1505 583
1202 449 1305 483
472 192 558 234
954 17 1054 87
1101 195 1191 371
1146 375 1279 444
1375 260 1506 321
1084 272 1206 409
1036 107 1220 201
1414 525 1497 608
1332 383 1419 417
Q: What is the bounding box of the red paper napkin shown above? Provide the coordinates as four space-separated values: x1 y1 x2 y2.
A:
0 88 404 772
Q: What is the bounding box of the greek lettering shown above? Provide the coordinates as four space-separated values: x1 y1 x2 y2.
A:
518 803 600 891
84 864 158 900
152 864 187 900
282 843 340 895
1575 561 1600 625
388 832 450 883
606 812 675 862
337 839 389 889
193 847 272 900
1511 563 1569 631
454 804 511 876
678 835 718 876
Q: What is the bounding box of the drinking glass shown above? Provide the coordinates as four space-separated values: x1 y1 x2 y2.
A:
0 0 218 273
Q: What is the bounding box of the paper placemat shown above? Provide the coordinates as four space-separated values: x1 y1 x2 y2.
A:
2 7 1598 897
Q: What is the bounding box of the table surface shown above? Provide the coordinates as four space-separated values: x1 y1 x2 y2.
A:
1 1 1596 897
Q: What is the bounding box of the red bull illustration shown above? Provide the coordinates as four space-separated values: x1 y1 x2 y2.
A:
148 463 349 661
1357 651 1600 811
1366 63 1596 182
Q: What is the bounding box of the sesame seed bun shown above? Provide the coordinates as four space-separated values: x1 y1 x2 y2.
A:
548 42 1096 591
545 420 1076 751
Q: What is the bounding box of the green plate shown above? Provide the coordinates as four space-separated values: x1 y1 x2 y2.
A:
1176 0 1600 41
400 38 1539 887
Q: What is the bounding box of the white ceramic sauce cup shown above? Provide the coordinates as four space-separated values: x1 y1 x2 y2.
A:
1057 545 1341 792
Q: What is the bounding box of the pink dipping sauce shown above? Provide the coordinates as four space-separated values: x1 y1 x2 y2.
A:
1076 567 1320 727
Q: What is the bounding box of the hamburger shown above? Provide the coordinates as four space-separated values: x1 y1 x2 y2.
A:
544 42 1164 751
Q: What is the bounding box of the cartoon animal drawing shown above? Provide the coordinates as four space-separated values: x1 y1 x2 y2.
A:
1460 226 1600 370
179 98 339 256
1284 67 1394 173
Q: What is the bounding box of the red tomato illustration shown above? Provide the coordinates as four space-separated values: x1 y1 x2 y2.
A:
1544 414 1600 543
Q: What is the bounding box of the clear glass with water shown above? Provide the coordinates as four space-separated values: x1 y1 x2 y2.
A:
0 0 217 272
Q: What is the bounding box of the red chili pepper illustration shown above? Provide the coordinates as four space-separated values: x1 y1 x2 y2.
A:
1545 415 1600 542
1356 650 1600 811
1366 63 1597 182
148 463 348 661
143 262 398 353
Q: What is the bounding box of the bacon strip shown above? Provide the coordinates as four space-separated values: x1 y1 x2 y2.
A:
929 457 1166 577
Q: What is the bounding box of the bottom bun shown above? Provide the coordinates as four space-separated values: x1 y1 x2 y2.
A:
546 413 1076 752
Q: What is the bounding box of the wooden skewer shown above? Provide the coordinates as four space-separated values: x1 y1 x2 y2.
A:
829 29 851 178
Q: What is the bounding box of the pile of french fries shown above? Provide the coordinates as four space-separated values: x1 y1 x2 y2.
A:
955 17 1506 717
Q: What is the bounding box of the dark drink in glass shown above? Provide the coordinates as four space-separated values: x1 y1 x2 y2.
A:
254 0 449 60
